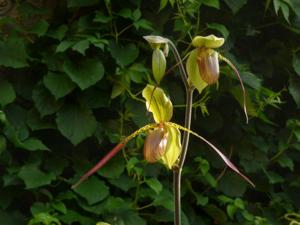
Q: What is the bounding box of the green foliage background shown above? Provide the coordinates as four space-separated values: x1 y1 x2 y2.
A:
1 0 300 224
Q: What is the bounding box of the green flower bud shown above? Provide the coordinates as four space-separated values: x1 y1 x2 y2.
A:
152 48 167 84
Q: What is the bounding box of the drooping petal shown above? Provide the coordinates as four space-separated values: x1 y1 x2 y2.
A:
72 123 157 189
166 122 255 187
218 54 249 123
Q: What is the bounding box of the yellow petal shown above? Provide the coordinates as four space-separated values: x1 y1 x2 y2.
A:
161 125 182 169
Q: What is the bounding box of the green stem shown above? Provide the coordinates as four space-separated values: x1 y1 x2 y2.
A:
167 39 194 225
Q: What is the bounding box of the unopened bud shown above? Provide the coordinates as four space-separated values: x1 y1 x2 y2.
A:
152 48 166 84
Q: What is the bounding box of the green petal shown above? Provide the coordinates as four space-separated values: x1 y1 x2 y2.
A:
192 35 224 48
186 49 208 94
161 125 181 169
142 85 173 123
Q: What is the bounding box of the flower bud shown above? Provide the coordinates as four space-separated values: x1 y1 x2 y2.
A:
144 128 168 163
152 48 166 84
197 49 219 84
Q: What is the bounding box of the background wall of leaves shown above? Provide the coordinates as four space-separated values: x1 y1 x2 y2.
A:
1 0 300 224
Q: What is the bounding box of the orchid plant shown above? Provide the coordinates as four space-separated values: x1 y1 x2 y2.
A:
72 35 255 225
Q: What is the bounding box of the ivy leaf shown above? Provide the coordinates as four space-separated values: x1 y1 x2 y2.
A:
18 165 56 189
204 205 228 224
47 25 68 41
207 23 229 39
153 189 174 210
146 178 163 194
98 155 125 179
293 54 300 76
108 175 136 192
118 8 133 19
72 40 90 55
0 37 28 68
29 20 49 37
117 210 146 225
78 87 110 109
51 202 67 214
17 137 49 151
132 9 141 21
240 72 262 90
108 43 139 67
27 109 55 131
64 58 104 90
111 83 125 99
94 11 112 23
224 0 247 13
56 40 77 53
73 176 109 205
289 78 300 108
264 170 284 184
219 172 247 197
226 204 237 220
67 0 99 7
28 213 61 225
194 192 209 206
0 79 16 107
159 0 169 11
43 72 76 100
201 0 220 9
32 84 63 117
59 209 96 225
133 19 153 30
278 154 294 171
56 104 97 145
0 135 6 155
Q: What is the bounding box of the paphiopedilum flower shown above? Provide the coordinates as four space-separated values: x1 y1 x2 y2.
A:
186 34 248 123
72 85 254 189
